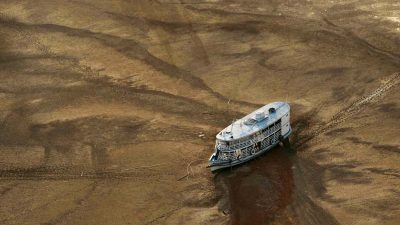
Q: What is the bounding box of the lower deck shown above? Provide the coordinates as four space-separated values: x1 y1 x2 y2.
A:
209 127 291 171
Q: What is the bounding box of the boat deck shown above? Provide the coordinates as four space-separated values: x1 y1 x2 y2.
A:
216 102 290 141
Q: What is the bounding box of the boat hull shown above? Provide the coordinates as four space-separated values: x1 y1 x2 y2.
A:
208 128 291 172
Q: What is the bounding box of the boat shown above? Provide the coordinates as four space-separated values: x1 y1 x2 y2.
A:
208 102 292 171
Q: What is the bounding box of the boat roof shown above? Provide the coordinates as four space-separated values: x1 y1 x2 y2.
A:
216 102 290 141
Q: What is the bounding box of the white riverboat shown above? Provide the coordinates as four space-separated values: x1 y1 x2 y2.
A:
208 102 292 171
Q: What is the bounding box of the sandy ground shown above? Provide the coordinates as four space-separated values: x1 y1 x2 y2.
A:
0 0 399 224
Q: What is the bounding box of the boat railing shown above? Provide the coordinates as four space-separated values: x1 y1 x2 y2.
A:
217 122 281 151
218 128 282 161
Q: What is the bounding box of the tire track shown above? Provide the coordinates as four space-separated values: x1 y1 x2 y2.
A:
141 207 182 225
322 16 400 65
136 0 211 66
295 72 400 148
0 169 173 180
0 182 20 197
42 181 98 225
0 182 96 224
187 5 400 67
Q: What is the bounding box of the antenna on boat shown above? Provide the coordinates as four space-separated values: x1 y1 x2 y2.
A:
229 118 235 139
227 99 234 138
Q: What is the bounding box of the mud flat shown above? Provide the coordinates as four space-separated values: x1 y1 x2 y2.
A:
0 0 399 225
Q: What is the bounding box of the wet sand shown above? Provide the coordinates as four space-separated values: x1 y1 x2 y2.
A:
216 148 295 225
0 0 399 225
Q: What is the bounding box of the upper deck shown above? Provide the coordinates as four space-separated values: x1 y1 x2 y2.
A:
216 102 290 141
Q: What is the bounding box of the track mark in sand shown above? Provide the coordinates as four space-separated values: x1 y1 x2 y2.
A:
0 169 174 181
141 207 181 225
296 72 400 148
290 190 340 225
322 16 400 65
42 181 98 225
0 183 99 224
0 157 180 180
0 182 20 197
136 0 211 66
0 17 261 109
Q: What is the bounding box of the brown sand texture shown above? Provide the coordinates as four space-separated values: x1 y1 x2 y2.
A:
0 1 399 225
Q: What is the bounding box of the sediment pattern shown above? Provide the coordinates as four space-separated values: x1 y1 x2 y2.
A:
0 1 399 225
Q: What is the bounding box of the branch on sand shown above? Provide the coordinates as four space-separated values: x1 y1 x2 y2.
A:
177 159 204 181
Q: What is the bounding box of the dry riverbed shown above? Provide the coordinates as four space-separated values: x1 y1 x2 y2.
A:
0 1 399 225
